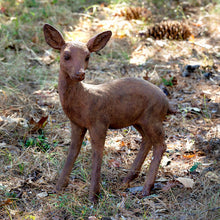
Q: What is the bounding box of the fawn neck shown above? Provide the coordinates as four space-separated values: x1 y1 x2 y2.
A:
58 71 87 123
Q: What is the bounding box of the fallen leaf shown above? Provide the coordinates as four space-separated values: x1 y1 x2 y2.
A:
29 116 48 132
176 177 194 188
32 34 39 44
114 32 127 39
127 186 143 194
37 116 48 127
88 216 98 220
183 154 196 159
161 156 171 166
36 192 48 199
0 116 28 128
205 172 220 184
188 34 195 43
162 180 181 192
100 3 105 8
0 198 12 207
191 22 202 27
156 177 168 182
108 159 121 168
0 7 6 14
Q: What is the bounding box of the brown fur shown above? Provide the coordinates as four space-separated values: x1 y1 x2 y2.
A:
43 24 171 203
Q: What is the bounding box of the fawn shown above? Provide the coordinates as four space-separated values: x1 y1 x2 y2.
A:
43 24 172 202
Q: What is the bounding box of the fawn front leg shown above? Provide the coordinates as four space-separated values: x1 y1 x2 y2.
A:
89 124 107 203
56 122 87 191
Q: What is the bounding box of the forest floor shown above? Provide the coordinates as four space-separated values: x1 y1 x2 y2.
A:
0 1 219 219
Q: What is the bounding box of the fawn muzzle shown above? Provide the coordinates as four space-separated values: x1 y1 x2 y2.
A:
76 69 85 81
69 69 85 81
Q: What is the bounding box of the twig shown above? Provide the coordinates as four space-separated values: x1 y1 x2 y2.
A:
18 32 43 65
22 43 43 65
72 12 94 18
200 206 220 214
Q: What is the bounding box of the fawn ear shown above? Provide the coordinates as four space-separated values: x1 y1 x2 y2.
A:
43 24 65 50
87 31 112 52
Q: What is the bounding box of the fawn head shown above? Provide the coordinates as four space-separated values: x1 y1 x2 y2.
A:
43 24 112 81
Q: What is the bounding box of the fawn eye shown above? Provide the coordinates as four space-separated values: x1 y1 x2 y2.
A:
85 55 90 62
64 53 71 61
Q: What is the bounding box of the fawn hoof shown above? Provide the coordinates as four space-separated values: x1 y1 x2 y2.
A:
142 189 150 197
121 179 130 189
142 184 154 197
123 172 139 184
89 194 99 204
55 179 69 192
55 184 63 193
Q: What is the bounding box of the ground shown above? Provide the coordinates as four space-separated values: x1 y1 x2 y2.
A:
0 0 219 219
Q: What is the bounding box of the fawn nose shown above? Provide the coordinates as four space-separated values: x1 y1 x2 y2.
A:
76 69 85 80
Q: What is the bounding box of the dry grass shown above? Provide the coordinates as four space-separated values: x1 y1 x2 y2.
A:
0 0 220 219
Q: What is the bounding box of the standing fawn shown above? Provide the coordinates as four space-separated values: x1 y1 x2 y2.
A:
43 24 172 203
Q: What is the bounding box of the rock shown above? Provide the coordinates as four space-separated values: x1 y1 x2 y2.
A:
203 72 212 79
182 64 200 77
36 192 48 199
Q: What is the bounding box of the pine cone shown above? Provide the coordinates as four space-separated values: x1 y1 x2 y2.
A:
114 7 151 21
139 21 192 40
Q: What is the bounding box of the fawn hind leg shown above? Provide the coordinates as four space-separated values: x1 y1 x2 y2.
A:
123 121 167 196
123 124 153 185
142 122 167 196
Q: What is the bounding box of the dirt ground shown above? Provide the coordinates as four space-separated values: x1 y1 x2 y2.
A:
0 1 219 219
